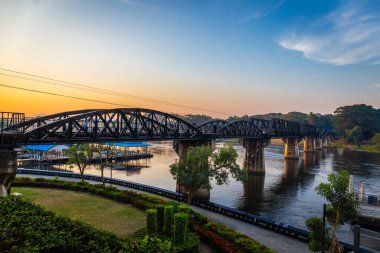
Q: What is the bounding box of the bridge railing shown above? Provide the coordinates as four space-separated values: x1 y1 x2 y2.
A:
0 112 25 131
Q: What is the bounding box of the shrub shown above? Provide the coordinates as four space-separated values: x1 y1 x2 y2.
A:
174 212 188 245
0 196 128 253
164 205 174 236
156 205 165 235
202 222 276 253
305 217 330 252
146 209 157 235
178 204 190 214
129 235 171 253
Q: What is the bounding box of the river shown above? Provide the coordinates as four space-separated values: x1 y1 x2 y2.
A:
21 140 380 242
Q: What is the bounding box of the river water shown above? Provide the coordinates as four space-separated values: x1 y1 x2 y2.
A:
22 141 380 242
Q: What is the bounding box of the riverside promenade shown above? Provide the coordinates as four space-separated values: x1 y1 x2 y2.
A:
14 171 310 253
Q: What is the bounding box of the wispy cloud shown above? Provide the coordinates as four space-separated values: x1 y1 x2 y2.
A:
371 83 380 88
278 1 380 66
117 0 161 12
240 0 284 23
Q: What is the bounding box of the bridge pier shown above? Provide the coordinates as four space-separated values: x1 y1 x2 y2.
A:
303 137 316 153
173 140 211 200
321 137 328 148
315 137 322 150
282 138 301 159
243 174 265 211
0 150 17 196
241 138 268 175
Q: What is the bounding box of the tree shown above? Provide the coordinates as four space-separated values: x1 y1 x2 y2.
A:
227 114 251 122
179 114 214 126
170 145 246 203
307 113 334 131
67 144 92 181
333 104 380 140
305 170 358 253
346 126 363 147
95 144 116 188
284 111 307 123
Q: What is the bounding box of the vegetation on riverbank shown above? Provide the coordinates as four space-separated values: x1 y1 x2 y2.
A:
306 170 358 253
11 177 276 253
328 133 380 153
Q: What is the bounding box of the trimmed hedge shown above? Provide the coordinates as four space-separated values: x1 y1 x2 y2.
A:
164 205 174 236
178 204 190 214
146 209 157 235
12 177 276 253
156 205 165 234
174 212 188 244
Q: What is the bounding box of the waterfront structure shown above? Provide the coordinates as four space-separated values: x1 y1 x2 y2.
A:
0 108 333 196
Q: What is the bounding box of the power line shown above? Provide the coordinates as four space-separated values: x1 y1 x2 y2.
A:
0 73 99 93
0 83 133 107
0 67 230 115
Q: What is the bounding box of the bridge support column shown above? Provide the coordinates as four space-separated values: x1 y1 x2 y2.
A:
282 138 300 159
303 137 316 153
0 150 17 196
173 140 211 200
322 137 328 148
315 137 322 150
241 139 268 175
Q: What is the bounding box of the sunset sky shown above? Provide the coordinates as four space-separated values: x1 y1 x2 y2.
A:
0 0 380 118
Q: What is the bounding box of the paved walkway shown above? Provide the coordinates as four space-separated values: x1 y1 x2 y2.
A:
14 174 310 253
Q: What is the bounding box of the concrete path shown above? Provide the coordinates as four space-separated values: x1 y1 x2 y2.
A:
14 174 310 253
191 206 310 253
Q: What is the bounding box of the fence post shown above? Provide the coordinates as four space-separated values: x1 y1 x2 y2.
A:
348 175 353 193
360 181 365 201
354 225 360 253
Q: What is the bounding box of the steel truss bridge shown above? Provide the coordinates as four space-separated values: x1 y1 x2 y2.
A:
1 108 333 147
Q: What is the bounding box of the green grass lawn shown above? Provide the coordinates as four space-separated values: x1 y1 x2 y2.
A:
12 187 146 237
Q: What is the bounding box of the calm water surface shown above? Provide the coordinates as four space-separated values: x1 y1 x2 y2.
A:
23 141 380 242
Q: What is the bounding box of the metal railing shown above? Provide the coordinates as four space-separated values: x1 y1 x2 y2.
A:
0 112 25 130
16 169 376 253
1 112 25 150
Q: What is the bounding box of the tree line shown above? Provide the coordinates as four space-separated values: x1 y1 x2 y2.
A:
180 104 380 144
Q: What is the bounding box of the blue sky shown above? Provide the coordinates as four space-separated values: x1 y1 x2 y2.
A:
0 0 379 116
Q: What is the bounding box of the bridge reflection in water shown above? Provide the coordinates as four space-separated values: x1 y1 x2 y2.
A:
241 153 320 214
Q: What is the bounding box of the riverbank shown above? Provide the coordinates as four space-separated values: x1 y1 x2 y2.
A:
328 138 380 153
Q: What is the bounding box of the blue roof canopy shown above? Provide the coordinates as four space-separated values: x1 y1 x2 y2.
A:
102 142 151 148
25 145 54 151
